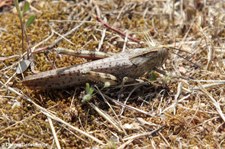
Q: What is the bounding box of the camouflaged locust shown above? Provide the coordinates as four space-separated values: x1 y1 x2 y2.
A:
22 47 169 89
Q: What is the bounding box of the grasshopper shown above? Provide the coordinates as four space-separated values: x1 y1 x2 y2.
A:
22 47 169 89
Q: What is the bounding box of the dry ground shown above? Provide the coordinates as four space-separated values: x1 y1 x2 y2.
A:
0 0 225 148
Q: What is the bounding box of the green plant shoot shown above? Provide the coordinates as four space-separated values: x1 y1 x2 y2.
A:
82 83 94 103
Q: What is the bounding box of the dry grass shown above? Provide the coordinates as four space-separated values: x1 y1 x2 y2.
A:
0 0 225 148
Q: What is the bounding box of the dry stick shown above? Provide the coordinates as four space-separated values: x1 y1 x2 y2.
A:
150 139 157 149
47 117 61 149
144 32 156 47
199 83 225 122
62 125 89 144
200 27 213 70
157 89 167 114
122 32 128 52
171 18 199 70
191 80 225 83
118 139 134 149
120 84 143 116
111 82 149 89
192 82 225 90
89 103 123 133
122 126 164 141
93 1 102 17
4 72 17 87
182 80 225 92
136 117 159 127
95 86 127 134
51 28 76 46
97 24 106 51
179 103 218 115
158 132 171 146
0 55 20 61
8 134 24 148
161 94 191 114
104 94 155 117
178 18 196 49
0 81 105 145
116 4 126 20
173 82 182 115
95 16 140 43
32 16 90 54
27 28 55 73
48 16 90 49
31 27 55 53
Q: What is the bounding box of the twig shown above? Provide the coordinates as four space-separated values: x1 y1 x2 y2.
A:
199 83 225 122
24 24 54 54
97 28 106 51
105 95 155 116
48 15 90 49
89 103 123 133
161 94 191 114
192 82 225 90
0 55 20 61
51 28 75 46
122 126 164 141
136 117 159 127
120 84 143 115
95 86 126 134
122 32 128 52
95 16 140 43
4 72 17 87
174 82 182 115
118 139 133 149
183 81 225 92
48 117 61 149
190 80 225 83
159 132 170 146
29 16 90 54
